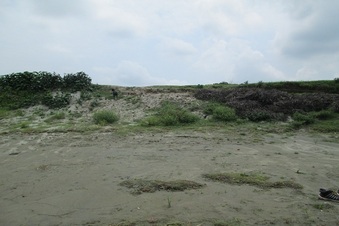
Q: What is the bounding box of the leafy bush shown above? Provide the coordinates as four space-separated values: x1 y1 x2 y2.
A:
41 92 71 109
142 101 199 126
0 71 93 109
0 71 62 92
93 110 119 125
0 71 92 93
63 72 92 91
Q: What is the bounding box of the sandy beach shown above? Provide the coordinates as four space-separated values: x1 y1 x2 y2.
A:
1 128 338 225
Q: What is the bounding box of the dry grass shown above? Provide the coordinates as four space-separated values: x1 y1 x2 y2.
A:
203 172 303 190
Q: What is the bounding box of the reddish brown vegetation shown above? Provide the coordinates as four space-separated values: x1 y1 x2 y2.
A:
195 87 339 121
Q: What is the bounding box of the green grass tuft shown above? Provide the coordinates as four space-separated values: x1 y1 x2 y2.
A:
203 103 237 122
212 105 238 122
141 101 199 126
93 110 119 125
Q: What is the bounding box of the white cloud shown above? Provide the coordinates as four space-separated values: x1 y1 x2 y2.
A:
0 0 338 85
92 61 185 86
296 67 318 80
274 1 339 58
159 38 197 57
90 1 148 38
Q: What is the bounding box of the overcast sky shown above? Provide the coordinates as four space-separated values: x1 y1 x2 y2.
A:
1 0 339 86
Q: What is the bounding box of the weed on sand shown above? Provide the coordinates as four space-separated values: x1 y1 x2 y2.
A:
119 179 204 195
93 110 119 125
203 172 303 190
141 101 199 126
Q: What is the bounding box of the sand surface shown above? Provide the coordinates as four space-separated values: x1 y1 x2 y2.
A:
1 129 339 225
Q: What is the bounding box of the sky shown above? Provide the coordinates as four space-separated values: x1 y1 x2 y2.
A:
1 0 339 86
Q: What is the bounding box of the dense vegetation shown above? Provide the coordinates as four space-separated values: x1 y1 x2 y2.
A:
195 85 339 121
248 79 339 94
0 71 92 109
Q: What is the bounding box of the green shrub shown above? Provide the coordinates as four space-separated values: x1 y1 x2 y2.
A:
312 110 336 120
41 92 71 109
0 71 62 92
142 101 199 126
203 102 237 122
212 105 237 122
93 110 119 125
292 112 315 125
63 72 92 91
203 102 220 115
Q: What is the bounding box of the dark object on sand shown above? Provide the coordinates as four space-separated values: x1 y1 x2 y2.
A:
318 188 339 202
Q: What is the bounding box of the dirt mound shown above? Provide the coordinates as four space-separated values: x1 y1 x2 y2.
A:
195 87 339 121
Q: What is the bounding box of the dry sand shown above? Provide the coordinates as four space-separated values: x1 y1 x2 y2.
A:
1 129 339 225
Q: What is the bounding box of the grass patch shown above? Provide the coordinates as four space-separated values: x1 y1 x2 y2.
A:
203 172 303 190
44 111 66 123
119 179 204 195
310 118 339 132
311 203 335 210
93 110 119 125
0 108 10 119
212 105 238 122
141 101 199 126
18 121 30 129
290 110 339 131
203 102 238 122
